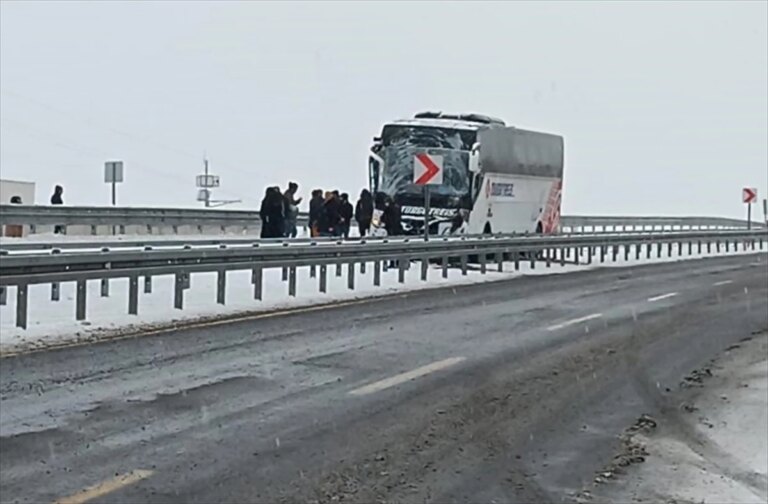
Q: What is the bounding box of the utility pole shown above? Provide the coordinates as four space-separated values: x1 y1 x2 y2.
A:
204 158 211 208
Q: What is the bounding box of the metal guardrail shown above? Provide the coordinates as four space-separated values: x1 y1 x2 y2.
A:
1 204 763 236
0 229 765 329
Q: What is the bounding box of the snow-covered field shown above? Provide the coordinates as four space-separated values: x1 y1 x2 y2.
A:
0 248 764 354
593 332 768 504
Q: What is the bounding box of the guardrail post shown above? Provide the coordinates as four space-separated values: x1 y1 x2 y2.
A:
442 256 449 278
360 262 367 274
479 252 487 274
657 242 663 258
461 255 468 275
289 267 297 297
282 267 289 282
320 265 328 293
612 245 618 262
128 275 139 315
707 241 712 254
687 242 692 256
0 286 6 306
90 225 97 236
646 242 651 259
76 280 87 321
600 246 606 263
101 278 110 297
347 263 355 290
635 243 641 260
677 242 682 256
398 258 407 283
51 282 60 301
252 267 263 300
16 284 28 329
421 258 429 281
697 241 702 254
217 269 227 304
574 247 580 265
760 237 764 250
310 265 316 278
497 251 505 271
560 247 566 267
667 242 673 257
374 261 382 286
144 276 152 294
336 263 343 277
119 225 125 235
382 260 389 272
174 273 185 309
586 247 593 265
514 251 521 271
624 244 630 261
529 252 536 270
716 240 721 253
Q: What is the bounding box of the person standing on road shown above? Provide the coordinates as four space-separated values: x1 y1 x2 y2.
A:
308 189 324 237
339 193 354 239
321 191 341 237
50 185 64 234
355 189 374 237
283 182 302 238
260 186 285 239
383 195 402 237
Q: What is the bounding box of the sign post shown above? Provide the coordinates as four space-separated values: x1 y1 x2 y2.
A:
413 153 443 241
104 161 124 206
743 187 757 230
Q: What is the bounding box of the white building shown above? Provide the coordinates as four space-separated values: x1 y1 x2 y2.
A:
0 178 36 205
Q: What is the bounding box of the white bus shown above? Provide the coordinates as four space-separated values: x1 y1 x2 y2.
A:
368 112 564 236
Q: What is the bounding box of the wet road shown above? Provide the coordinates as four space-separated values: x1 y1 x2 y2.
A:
1 254 766 503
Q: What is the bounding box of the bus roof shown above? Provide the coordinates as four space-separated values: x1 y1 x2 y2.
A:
386 117 493 132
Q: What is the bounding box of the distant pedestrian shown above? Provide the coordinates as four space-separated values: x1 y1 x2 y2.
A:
50 185 64 234
50 185 64 205
355 189 374 237
308 189 324 237
339 193 354 239
283 182 302 238
320 191 341 236
383 195 402 237
259 186 285 239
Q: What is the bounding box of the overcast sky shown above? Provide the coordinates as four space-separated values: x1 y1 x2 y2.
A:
1 1 766 218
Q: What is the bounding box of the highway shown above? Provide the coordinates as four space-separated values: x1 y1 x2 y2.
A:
0 254 766 503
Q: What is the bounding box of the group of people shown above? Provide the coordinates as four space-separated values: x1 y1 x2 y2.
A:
259 182 404 239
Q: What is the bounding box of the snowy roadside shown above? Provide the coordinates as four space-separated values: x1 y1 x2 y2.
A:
0 249 764 355
582 331 768 504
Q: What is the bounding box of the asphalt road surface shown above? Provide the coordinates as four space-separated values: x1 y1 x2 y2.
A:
1 254 767 504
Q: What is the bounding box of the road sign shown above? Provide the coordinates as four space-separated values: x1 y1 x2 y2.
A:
196 174 220 188
413 153 443 185
104 161 124 183
743 187 757 204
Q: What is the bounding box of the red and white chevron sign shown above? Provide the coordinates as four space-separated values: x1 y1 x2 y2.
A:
413 153 443 185
743 187 757 204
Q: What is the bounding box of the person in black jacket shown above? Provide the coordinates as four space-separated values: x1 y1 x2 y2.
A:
308 189 324 237
382 195 402 236
50 185 64 233
259 186 285 238
355 189 374 237
339 193 354 239
320 191 341 236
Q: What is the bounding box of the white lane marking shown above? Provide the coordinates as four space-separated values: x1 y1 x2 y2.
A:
546 313 603 332
349 357 465 396
713 280 733 286
647 292 678 302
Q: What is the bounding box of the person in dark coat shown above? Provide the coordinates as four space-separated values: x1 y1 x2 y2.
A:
308 189 324 237
320 191 341 236
382 196 402 236
339 193 354 239
259 187 285 238
50 185 64 233
50 185 64 205
355 189 374 237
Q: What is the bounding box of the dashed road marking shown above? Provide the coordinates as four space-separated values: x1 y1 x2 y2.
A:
349 357 465 396
713 280 734 286
54 469 153 504
647 292 678 302
546 313 603 332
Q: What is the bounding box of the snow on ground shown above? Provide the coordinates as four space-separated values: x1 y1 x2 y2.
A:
587 332 768 504
0 248 764 354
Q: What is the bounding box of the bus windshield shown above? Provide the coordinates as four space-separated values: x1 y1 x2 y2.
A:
379 125 475 200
